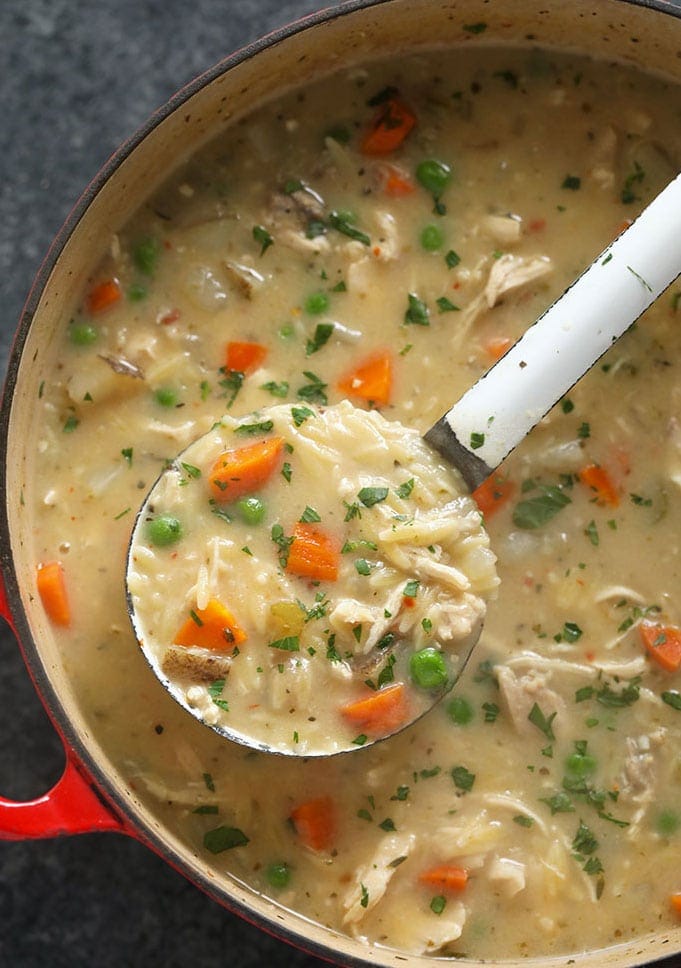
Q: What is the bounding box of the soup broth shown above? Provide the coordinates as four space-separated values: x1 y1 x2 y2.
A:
31 46 681 960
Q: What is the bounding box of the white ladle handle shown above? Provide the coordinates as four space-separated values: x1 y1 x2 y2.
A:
425 172 681 490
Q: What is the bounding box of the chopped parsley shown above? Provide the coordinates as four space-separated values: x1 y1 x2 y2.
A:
404 292 430 326
528 702 557 741
268 636 300 652
252 224 273 255
235 420 274 436
328 210 371 246
261 380 289 398
358 486 389 507
451 765 475 792
296 371 328 405
512 484 571 529
436 296 460 313
271 523 294 567
306 322 334 356
203 826 249 854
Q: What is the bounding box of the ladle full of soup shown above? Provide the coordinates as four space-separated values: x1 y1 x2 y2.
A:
126 175 681 756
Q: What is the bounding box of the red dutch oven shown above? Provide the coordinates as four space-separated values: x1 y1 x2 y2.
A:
2 1 681 965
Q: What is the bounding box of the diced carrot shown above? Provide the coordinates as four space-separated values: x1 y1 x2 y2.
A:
337 350 393 407
361 97 417 156
671 893 681 917
578 463 620 507
612 218 633 240
290 795 336 851
225 341 268 374
377 162 416 197
639 623 681 673
209 436 284 503
484 336 513 362
286 523 340 582
340 683 409 735
36 561 71 627
472 474 515 518
418 864 469 892
173 598 247 652
159 308 181 326
527 217 546 233
86 279 121 315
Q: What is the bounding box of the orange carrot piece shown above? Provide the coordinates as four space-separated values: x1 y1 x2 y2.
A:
361 97 416 156
484 336 513 362
286 523 340 582
472 474 515 518
671 893 681 917
173 598 247 652
340 683 409 735
290 795 336 851
225 341 268 374
86 279 121 315
418 864 469 892
579 464 620 507
527 217 546 233
639 623 681 673
36 561 71 627
377 163 416 197
337 350 393 406
209 436 284 503
612 218 633 240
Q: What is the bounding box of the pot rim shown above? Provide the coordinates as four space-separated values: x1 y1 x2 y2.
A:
2 1 681 966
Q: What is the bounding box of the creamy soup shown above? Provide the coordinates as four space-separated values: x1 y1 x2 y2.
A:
127 402 497 755
32 46 681 960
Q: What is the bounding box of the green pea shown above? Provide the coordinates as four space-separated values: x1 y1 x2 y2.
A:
655 810 680 837
447 695 474 725
128 282 148 302
278 322 295 340
416 159 452 197
146 514 183 547
69 323 98 346
133 236 160 276
409 647 448 690
236 496 266 525
154 387 178 408
565 752 597 776
266 861 291 889
420 224 444 251
305 291 330 315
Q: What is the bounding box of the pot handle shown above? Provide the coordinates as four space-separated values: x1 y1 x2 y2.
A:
0 574 127 839
0 755 126 840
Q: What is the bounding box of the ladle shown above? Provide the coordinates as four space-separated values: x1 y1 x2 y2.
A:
126 172 681 756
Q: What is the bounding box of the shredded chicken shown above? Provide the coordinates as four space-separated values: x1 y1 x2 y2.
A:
495 665 566 737
487 855 526 897
618 727 666 804
587 125 618 189
222 260 264 299
480 213 523 245
484 253 553 308
98 353 145 379
343 832 415 925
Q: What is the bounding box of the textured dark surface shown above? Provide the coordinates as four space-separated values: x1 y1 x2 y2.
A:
0 2 339 965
